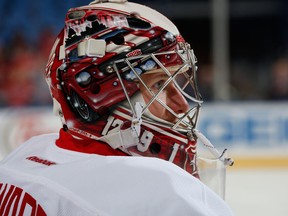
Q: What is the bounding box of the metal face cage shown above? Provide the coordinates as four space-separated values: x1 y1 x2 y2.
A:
113 42 203 134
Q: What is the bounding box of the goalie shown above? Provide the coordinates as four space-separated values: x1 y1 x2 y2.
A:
0 0 233 215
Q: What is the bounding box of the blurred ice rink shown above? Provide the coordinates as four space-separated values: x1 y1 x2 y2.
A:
227 168 288 216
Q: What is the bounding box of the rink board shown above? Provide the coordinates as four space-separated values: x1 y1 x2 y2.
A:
0 102 288 165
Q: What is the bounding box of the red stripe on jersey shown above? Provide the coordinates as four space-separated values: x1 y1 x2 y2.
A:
56 129 128 156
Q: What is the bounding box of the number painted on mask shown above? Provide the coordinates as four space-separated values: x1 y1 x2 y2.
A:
101 116 124 136
137 130 154 152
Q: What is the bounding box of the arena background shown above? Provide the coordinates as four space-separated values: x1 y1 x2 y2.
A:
1 0 288 215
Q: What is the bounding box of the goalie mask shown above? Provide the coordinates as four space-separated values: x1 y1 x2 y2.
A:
45 0 233 197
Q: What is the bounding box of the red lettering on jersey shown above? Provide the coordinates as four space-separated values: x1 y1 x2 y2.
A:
26 156 56 166
4 186 22 215
0 183 7 205
0 184 14 215
0 183 47 216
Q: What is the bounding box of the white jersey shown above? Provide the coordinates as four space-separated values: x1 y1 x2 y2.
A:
0 134 233 216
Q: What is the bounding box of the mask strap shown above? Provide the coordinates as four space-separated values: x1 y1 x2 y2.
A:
131 102 143 138
98 127 138 149
193 129 234 166
98 102 144 149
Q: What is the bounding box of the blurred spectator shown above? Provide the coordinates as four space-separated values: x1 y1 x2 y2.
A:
198 63 213 101
230 61 263 100
268 57 288 100
0 30 54 106
0 45 5 103
32 29 56 105
1 0 288 105
2 32 35 106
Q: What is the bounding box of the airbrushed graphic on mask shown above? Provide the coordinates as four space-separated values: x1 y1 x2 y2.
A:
101 107 199 177
44 1 232 198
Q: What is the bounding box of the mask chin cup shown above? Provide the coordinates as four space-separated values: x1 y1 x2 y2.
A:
193 129 233 199
197 152 229 199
